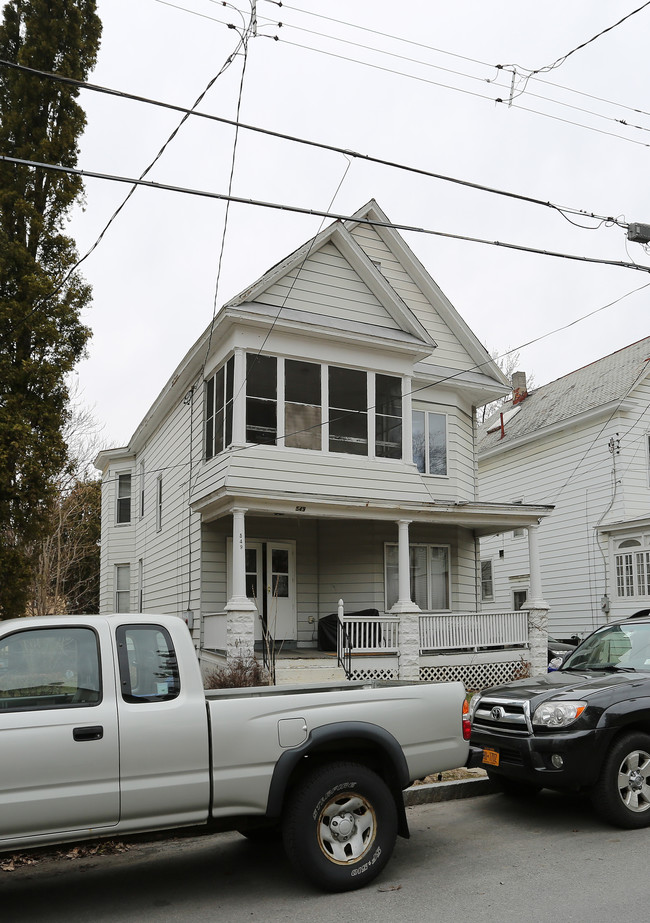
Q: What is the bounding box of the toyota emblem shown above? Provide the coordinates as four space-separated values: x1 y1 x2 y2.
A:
491 706 505 721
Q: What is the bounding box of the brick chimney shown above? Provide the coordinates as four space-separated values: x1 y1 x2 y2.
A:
512 371 528 406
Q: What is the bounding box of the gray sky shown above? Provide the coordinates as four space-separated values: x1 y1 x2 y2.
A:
23 1 650 446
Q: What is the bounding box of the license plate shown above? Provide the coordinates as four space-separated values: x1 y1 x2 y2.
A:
482 748 499 767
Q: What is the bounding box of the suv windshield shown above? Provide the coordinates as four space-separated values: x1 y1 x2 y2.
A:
563 622 650 672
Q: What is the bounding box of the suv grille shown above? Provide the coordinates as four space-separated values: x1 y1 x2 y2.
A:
473 696 532 736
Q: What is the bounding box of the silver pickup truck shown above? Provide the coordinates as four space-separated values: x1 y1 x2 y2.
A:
0 613 470 891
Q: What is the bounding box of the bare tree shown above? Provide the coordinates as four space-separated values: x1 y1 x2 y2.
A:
477 348 535 424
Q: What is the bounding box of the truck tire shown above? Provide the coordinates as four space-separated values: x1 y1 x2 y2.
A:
282 761 398 892
591 732 650 828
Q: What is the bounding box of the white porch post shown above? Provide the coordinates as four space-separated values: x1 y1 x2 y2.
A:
390 519 421 682
524 521 549 677
225 506 256 660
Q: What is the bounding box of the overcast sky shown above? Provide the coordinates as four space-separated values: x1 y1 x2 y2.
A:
16 0 650 446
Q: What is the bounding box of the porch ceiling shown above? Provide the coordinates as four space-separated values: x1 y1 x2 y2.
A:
191 488 552 536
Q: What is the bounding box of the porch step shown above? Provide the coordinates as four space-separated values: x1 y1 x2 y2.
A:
274 658 347 685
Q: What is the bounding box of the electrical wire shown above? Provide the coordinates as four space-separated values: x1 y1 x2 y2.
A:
3 151 648 274
1 57 630 231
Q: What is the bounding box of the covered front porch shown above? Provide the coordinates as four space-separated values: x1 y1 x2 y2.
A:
193 489 553 688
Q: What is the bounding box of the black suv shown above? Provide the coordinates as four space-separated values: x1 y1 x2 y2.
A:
469 613 650 828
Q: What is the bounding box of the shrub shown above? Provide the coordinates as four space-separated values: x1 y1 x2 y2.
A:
204 655 270 689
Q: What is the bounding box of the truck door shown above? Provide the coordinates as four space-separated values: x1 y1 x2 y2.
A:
0 622 119 841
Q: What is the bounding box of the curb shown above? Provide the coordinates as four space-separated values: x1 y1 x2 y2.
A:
404 776 497 806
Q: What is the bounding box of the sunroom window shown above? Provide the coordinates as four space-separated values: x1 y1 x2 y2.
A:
328 366 368 455
285 359 322 450
205 357 234 460
246 354 277 445
616 539 650 597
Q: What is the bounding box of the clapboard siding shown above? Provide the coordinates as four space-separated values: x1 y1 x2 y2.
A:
479 399 650 636
351 225 476 370
258 242 399 329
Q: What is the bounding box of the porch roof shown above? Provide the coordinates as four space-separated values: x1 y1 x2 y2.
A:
191 488 552 537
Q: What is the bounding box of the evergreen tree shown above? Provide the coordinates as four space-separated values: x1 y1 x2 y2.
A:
0 1 102 618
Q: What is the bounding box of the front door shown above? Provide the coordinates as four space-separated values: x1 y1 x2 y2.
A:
233 540 296 643
266 542 296 642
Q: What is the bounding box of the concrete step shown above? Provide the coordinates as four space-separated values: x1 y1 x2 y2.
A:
274 658 347 685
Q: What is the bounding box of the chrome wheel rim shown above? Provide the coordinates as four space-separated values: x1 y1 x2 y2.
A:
317 791 376 864
618 749 650 813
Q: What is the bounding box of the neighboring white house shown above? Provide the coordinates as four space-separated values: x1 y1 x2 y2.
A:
95 201 552 686
478 337 650 641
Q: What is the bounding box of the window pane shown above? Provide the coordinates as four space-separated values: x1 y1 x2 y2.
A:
430 546 449 609
412 411 425 473
329 412 368 454
0 628 101 710
225 356 234 447
117 474 131 524
428 413 447 476
117 626 179 702
410 546 428 609
376 415 402 459
246 398 277 444
638 552 650 596
247 354 277 398
286 360 320 405
329 367 366 411
481 560 493 601
285 403 322 450
385 545 398 610
376 374 401 416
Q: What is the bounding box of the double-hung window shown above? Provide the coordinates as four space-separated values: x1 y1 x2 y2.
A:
385 543 450 611
481 560 494 601
413 411 447 475
115 564 131 613
116 473 132 524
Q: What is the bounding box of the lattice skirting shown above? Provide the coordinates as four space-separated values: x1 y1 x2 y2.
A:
349 666 398 681
420 658 529 690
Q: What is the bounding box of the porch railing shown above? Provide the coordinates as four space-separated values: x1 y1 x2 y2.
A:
419 611 528 654
337 604 400 662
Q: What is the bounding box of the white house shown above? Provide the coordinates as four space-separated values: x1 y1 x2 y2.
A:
95 201 552 686
478 337 650 641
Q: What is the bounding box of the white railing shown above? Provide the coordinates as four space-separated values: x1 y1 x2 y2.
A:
337 613 400 654
419 611 528 653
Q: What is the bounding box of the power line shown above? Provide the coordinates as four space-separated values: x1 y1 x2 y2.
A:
2 152 649 274
0 58 632 231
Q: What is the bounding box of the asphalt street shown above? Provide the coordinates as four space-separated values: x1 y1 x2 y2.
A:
1 789 646 923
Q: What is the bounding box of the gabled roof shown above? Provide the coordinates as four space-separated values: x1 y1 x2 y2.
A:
478 336 650 455
226 199 436 347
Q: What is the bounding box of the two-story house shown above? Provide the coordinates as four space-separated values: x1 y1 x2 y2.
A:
478 337 650 641
95 201 552 686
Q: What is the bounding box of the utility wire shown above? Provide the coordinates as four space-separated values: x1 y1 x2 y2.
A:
0 58 632 230
2 152 648 274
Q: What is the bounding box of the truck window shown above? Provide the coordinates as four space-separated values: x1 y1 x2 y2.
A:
0 627 101 711
116 625 180 703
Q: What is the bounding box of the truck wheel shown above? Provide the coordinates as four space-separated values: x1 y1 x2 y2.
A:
282 761 398 892
591 733 650 828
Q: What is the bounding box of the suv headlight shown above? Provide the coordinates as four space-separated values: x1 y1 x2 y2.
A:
532 700 586 728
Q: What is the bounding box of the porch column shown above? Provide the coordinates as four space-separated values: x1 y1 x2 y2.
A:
524 522 549 677
390 519 421 682
225 506 256 660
